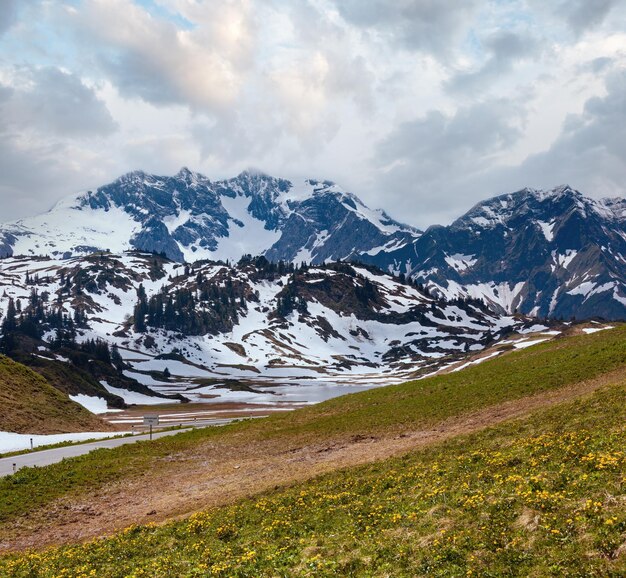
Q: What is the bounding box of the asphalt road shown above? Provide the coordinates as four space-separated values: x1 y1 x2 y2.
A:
0 418 236 478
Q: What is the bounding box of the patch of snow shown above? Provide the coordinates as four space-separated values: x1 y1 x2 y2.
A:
536 220 555 242
69 394 115 414
451 350 501 372
552 249 578 269
211 193 281 262
567 281 613 301
512 338 549 349
0 431 128 454
7 201 141 258
100 380 175 406
444 253 477 272
582 326 614 334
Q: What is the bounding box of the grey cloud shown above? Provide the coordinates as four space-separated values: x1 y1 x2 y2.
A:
378 99 523 172
374 99 525 226
508 69 626 193
0 67 116 137
333 0 478 57
0 67 117 220
558 0 618 36
375 70 626 228
528 0 620 37
0 133 112 220
0 0 18 35
446 31 541 95
579 57 614 75
62 0 253 113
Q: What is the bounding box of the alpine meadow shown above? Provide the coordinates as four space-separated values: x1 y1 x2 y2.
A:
0 1 625 576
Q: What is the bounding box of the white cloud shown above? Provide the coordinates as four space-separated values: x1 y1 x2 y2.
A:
0 66 116 137
0 0 624 227
62 0 254 112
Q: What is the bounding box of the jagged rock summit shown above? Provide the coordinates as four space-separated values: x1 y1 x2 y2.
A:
0 168 419 265
0 172 624 320
363 185 626 320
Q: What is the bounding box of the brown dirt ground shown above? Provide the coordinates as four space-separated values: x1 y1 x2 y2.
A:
1 364 624 553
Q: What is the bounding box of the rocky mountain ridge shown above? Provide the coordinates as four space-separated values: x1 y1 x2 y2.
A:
0 170 624 320
0 168 418 265
363 185 626 320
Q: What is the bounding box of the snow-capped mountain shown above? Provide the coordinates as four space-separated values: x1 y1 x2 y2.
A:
363 185 626 320
1 171 624 321
0 252 539 403
0 168 418 265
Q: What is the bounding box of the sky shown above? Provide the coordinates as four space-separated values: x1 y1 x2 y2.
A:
0 0 625 228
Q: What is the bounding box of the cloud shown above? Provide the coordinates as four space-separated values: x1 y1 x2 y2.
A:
507 68 626 196
558 0 618 36
0 67 116 137
0 0 625 229
62 0 254 113
446 30 541 95
188 0 377 164
0 0 19 36
0 66 117 218
579 56 615 75
378 99 524 174
332 0 478 58
373 98 526 225
374 68 626 227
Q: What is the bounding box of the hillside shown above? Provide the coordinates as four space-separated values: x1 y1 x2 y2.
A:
0 325 623 555
0 253 538 404
1 331 624 575
0 170 624 321
0 355 110 434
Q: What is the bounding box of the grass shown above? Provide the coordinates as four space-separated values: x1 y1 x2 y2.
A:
0 326 624 535
1 374 624 576
0 355 107 434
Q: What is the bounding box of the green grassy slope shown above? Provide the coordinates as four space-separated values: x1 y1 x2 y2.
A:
0 326 624 540
2 368 624 575
0 355 108 434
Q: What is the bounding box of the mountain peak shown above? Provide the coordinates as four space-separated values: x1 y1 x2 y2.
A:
0 168 417 265
175 166 194 177
236 167 270 179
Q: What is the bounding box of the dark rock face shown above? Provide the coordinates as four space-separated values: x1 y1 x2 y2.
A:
361 186 626 320
1 168 418 265
0 232 16 258
1 171 624 321
130 217 184 262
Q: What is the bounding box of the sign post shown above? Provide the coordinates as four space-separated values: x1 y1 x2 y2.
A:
143 414 159 440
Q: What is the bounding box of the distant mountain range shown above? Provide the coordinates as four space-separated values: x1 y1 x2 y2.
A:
0 169 624 320
363 185 626 321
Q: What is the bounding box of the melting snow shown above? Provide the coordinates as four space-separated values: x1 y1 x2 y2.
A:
512 338 549 349
100 380 175 406
582 326 614 334
210 194 281 262
536 220 555 242
444 253 477 272
0 431 128 454
69 394 116 414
